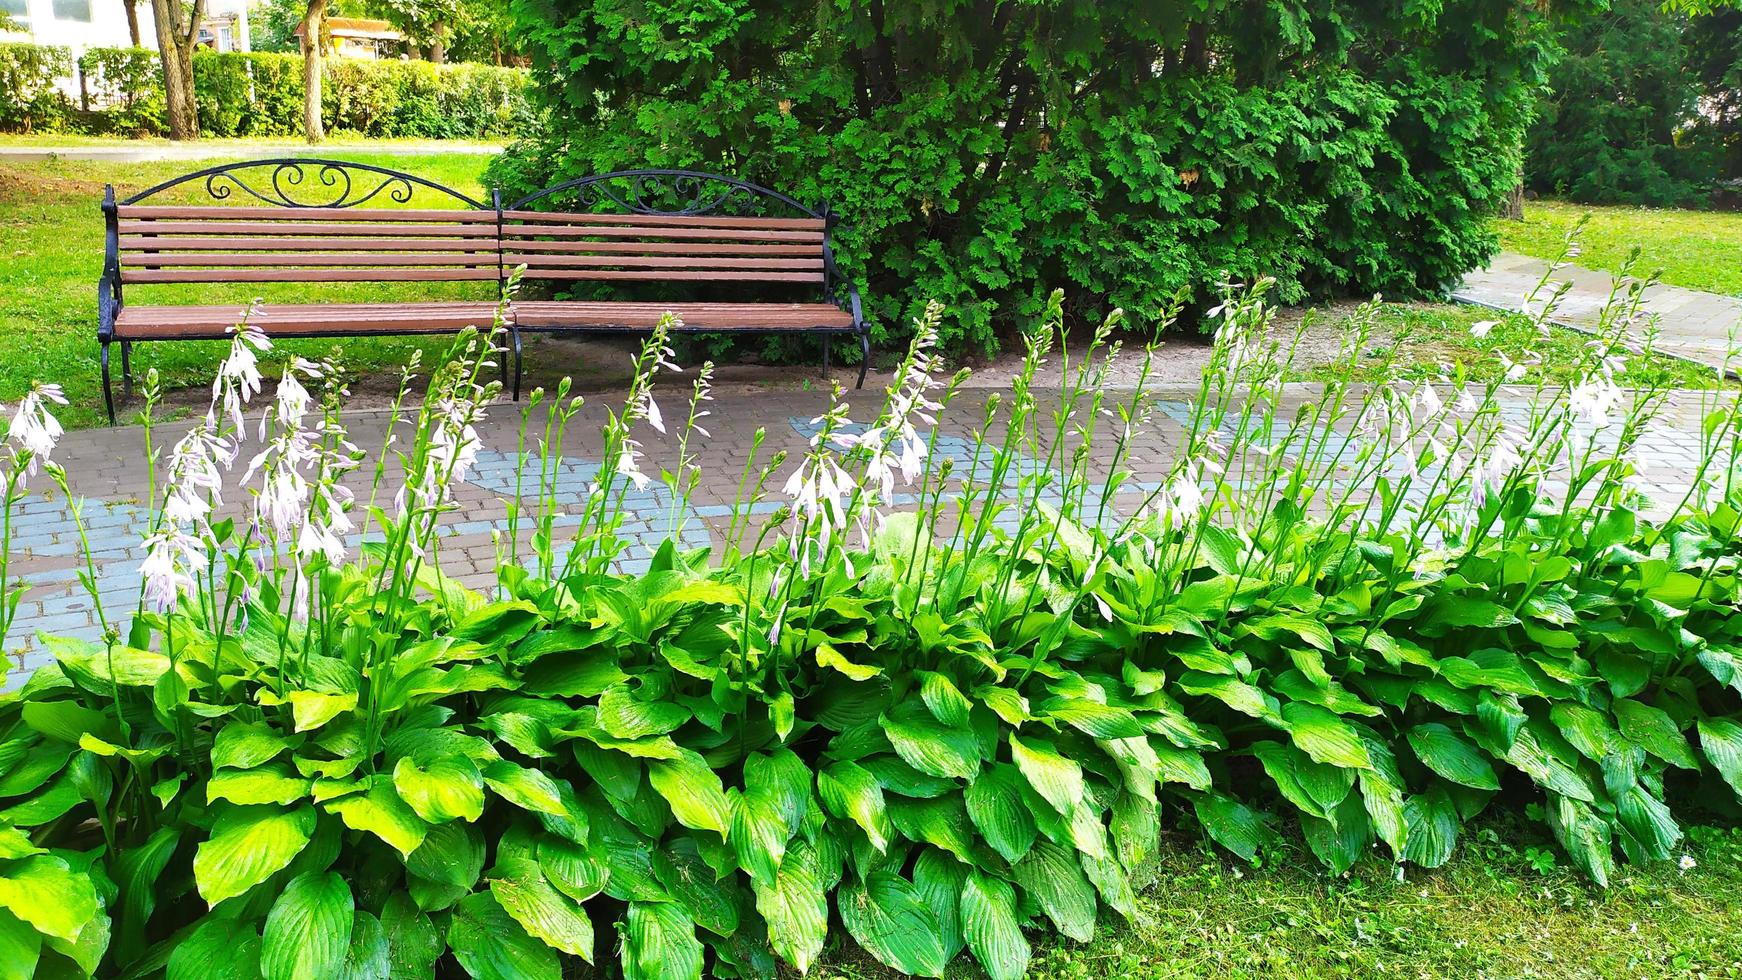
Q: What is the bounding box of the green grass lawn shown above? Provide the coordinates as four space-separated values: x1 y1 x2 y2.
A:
1498 199 1742 299
825 817 1742 979
0 151 499 428
1297 302 1726 390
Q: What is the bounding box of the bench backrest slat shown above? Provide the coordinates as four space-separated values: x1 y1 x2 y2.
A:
502 211 827 285
114 204 497 285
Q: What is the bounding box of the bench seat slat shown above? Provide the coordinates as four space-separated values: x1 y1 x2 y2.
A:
117 205 495 222
505 239 821 256
113 301 502 339
508 270 824 283
513 301 852 331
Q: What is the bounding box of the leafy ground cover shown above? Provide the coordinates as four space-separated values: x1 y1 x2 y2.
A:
1498 200 1742 298
1295 302 1726 391
0 258 1738 977
0 150 500 429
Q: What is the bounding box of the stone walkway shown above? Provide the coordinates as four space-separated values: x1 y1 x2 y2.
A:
0 385 1728 686
1454 250 1742 374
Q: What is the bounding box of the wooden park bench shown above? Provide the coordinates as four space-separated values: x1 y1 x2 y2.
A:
97 160 871 423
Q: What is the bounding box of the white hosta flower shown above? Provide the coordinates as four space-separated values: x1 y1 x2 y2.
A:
1470 319 1499 339
1569 377 1622 429
8 382 67 472
1497 351 1529 384
140 527 207 612
615 438 650 491
214 321 271 431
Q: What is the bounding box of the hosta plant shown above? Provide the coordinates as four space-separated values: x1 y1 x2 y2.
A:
0 239 1740 978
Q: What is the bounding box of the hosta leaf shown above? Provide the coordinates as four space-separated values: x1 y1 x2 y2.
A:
961 870 1029 980
1011 840 1097 942
406 821 486 890
1615 785 1681 863
194 804 316 906
839 872 951 978
918 671 974 729
393 756 485 824
652 837 739 936
381 893 440 979
1547 795 1614 887
1698 717 1742 799
754 849 827 974
207 761 311 806
598 685 690 739
964 764 1038 863
166 915 263 980
623 901 703 980
0 910 39 980
0 854 97 944
888 793 976 864
1302 793 1370 874
325 777 428 858
211 721 295 769
1193 793 1267 862
1281 702 1371 770
261 871 353 980
285 691 358 733
1614 699 1698 770
1406 723 1500 790
1402 787 1459 868
490 868 595 960
1177 671 1283 725
911 848 966 960
539 836 609 904
448 890 559 980
482 761 569 817
882 707 979 781
332 910 391 980
1043 698 1145 739
648 751 732 836
819 761 893 852
1010 733 1083 815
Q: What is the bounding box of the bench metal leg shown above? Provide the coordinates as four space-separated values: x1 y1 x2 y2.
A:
120 341 132 398
855 331 870 390
822 335 830 380
100 341 116 426
511 327 525 402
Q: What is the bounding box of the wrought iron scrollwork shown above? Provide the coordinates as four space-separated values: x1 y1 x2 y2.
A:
508 169 821 219
121 158 488 210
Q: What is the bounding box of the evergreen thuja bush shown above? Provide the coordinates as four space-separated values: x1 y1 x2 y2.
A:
493 0 1578 356
0 249 1741 977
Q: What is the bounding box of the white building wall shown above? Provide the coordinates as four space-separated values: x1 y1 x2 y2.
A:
1 0 249 57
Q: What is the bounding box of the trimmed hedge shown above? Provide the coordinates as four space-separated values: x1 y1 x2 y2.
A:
0 43 532 139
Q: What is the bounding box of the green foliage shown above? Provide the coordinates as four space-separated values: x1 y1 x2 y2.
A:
1684 8 1742 182
0 43 72 134
1525 0 1720 207
74 47 165 137
0 45 532 139
493 0 1572 355
0 261 1740 977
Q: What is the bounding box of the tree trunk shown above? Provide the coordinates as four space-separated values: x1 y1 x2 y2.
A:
302 0 326 144
1504 162 1525 220
123 0 141 47
149 0 202 140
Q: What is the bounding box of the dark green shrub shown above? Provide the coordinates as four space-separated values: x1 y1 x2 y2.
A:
74 47 163 137
0 42 73 133
1525 0 1719 207
493 0 1573 354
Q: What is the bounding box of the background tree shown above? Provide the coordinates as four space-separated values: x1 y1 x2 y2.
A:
1526 0 1715 206
122 0 142 46
1684 7 1742 182
248 0 308 52
149 0 202 139
300 0 325 143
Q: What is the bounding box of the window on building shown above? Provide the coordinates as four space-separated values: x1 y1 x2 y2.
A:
51 0 91 21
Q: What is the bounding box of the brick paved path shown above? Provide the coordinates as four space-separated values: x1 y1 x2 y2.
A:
1455 251 1742 374
1 385 1724 686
